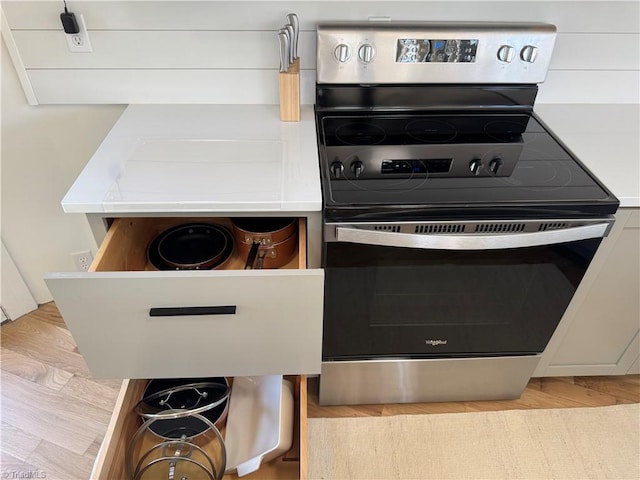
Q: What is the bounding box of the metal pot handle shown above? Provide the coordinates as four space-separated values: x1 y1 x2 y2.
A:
244 242 260 270
255 249 266 270
157 386 207 409
135 382 230 420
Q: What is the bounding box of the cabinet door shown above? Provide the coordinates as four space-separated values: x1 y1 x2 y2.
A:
45 270 323 379
540 209 639 376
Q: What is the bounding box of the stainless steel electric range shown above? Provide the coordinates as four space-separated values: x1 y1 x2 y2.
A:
314 22 619 405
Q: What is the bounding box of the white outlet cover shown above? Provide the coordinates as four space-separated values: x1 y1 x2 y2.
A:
65 14 92 53
72 250 94 271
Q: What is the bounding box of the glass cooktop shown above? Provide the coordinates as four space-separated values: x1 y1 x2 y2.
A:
321 113 531 146
317 112 618 220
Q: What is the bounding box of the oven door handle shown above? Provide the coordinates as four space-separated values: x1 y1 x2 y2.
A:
334 222 611 250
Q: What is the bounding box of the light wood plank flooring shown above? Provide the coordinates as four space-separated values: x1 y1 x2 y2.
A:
2 302 639 479
1 302 122 480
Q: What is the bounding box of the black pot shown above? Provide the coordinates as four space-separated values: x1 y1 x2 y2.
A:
147 223 234 271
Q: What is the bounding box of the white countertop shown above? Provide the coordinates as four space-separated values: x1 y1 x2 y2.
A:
534 103 640 208
63 103 639 214
62 104 322 214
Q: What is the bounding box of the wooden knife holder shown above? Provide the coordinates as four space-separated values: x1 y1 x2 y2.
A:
279 58 300 122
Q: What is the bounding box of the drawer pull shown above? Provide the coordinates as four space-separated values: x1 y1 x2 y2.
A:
149 306 237 317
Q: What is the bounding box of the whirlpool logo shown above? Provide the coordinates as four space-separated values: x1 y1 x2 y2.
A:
425 339 448 346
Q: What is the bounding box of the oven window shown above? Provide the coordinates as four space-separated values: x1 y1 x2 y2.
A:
369 263 573 327
322 239 600 360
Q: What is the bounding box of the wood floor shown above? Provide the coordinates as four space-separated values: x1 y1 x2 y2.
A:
2 302 639 480
1 302 122 480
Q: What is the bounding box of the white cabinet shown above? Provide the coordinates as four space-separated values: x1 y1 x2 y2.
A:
44 105 324 380
45 216 324 379
535 208 640 376
47 212 325 381
44 105 323 480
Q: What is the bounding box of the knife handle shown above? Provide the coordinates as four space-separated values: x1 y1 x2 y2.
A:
286 13 299 59
285 24 295 66
277 31 289 73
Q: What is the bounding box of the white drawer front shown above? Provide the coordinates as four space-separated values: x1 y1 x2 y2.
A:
45 270 323 379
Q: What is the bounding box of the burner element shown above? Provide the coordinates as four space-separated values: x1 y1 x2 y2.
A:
499 155 573 192
335 122 387 145
406 119 457 143
484 120 529 143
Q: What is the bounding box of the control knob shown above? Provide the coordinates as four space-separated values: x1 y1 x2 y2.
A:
469 159 483 176
330 161 344 178
520 45 538 63
351 160 364 178
497 45 515 63
334 44 351 63
358 44 375 63
489 158 503 175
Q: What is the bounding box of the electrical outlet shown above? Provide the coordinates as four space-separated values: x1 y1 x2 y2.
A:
72 250 94 272
65 14 92 53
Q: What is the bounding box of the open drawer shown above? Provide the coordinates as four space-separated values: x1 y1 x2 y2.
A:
92 375 308 480
45 217 323 379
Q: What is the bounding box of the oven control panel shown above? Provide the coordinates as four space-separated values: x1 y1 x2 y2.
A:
325 143 523 179
317 22 557 84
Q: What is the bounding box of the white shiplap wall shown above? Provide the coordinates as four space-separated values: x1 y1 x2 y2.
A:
2 1 639 105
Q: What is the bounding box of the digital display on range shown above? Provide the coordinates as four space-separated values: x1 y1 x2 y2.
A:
396 39 478 63
381 159 452 175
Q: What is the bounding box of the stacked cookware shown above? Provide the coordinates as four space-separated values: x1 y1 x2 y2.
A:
146 218 297 271
127 378 230 480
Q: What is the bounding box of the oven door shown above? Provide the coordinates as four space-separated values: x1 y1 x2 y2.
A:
322 219 614 360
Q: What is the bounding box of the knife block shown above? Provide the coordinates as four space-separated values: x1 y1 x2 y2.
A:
279 58 300 122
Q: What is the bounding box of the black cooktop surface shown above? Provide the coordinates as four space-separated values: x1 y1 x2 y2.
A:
321 113 532 146
317 112 618 220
